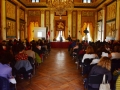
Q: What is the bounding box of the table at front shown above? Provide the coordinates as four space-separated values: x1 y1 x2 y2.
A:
50 42 72 48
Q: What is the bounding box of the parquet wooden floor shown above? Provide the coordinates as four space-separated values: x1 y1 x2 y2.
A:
16 48 84 90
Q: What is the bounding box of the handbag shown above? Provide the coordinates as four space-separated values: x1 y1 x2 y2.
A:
99 74 110 90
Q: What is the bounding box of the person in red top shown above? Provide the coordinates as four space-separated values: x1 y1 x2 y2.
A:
15 44 28 61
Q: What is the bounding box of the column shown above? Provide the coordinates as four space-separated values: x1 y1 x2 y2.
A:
25 10 27 39
50 10 54 41
41 10 45 27
77 10 82 41
16 6 20 39
68 10 72 36
102 6 106 41
1 0 6 40
116 0 120 40
94 11 98 42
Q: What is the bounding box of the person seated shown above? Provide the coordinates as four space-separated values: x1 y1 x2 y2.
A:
82 46 98 63
14 44 33 79
87 57 112 88
25 45 35 62
0 52 16 90
97 45 111 58
115 69 120 90
111 45 120 59
0 53 13 80
67 35 72 41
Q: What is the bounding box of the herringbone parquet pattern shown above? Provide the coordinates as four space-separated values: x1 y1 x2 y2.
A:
16 48 84 90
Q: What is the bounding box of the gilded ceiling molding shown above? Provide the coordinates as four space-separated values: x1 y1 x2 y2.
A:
50 10 54 14
40 10 45 14
68 10 72 14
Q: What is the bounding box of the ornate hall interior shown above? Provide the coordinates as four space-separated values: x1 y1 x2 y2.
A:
0 0 119 42
0 0 120 90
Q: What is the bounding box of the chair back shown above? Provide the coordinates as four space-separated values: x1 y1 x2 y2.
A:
28 56 34 64
0 76 10 90
84 58 94 65
111 59 120 72
88 74 108 84
87 74 108 89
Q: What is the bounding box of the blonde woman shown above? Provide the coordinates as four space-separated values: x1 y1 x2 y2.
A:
88 57 112 88
81 46 98 63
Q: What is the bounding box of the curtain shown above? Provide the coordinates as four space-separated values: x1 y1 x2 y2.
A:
89 23 93 41
28 22 39 42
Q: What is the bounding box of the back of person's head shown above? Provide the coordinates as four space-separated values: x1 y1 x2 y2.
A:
113 45 120 52
97 57 111 71
0 53 10 64
86 46 94 54
26 45 31 50
18 44 25 52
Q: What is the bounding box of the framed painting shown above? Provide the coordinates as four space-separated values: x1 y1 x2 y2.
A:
55 20 65 31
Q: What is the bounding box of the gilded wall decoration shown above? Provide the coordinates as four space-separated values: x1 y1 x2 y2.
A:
106 21 116 38
6 20 16 38
82 11 94 17
55 20 65 31
55 11 67 16
28 10 41 16
97 10 103 20
20 9 25 20
6 1 16 19
72 11 77 38
106 1 116 21
45 11 50 28
20 31 25 40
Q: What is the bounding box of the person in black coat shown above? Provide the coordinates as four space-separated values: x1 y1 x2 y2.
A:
88 57 112 88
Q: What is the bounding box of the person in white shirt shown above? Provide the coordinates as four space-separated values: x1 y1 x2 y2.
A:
82 46 98 63
25 45 35 61
111 45 120 59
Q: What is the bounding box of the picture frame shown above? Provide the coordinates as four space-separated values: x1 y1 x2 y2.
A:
55 20 65 31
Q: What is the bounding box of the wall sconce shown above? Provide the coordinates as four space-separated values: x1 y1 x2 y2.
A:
4 22 11 29
51 30 52 32
79 31 80 33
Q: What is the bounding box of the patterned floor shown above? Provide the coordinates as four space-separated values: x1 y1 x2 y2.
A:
16 48 84 90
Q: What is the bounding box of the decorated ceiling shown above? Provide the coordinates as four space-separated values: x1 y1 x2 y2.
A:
17 0 109 8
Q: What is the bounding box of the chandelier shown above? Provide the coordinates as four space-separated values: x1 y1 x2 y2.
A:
47 0 74 19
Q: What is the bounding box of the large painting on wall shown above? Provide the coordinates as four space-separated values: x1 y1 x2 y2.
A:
55 20 65 31
6 20 16 38
106 20 116 38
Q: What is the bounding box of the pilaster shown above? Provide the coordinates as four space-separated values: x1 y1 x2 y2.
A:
25 10 27 39
1 0 6 40
77 10 82 41
102 6 106 41
94 11 98 42
50 10 54 41
16 5 20 39
68 10 72 36
41 10 45 27
116 0 120 40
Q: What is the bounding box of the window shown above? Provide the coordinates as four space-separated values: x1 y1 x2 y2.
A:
83 0 91 3
32 0 40 3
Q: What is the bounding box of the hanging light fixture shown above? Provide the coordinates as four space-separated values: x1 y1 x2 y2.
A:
47 0 74 19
